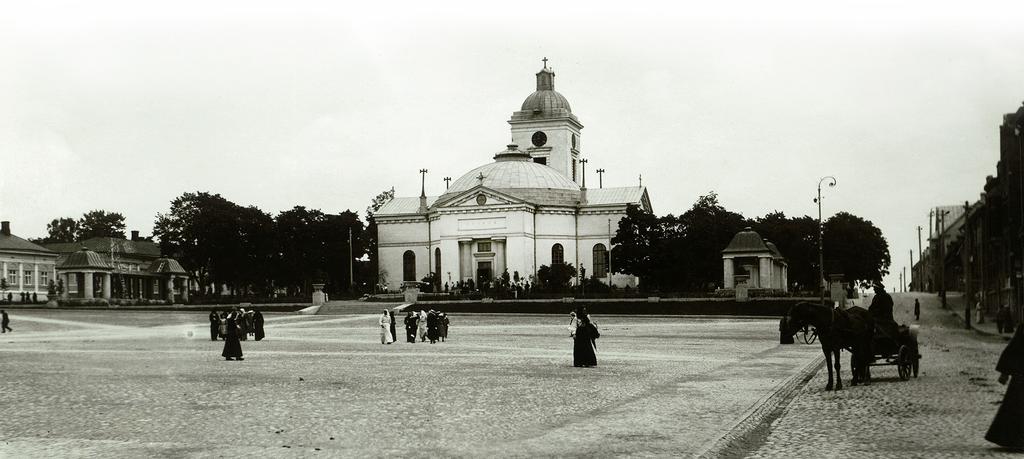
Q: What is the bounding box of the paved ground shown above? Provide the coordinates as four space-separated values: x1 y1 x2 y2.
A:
0 310 818 458
739 292 1019 458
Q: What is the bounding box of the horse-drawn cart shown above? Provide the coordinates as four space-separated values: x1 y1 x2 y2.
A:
869 324 920 380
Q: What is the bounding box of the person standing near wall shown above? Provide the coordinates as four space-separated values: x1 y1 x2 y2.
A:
914 299 921 321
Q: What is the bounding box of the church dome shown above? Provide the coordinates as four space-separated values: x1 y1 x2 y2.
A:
521 90 572 113
438 144 580 205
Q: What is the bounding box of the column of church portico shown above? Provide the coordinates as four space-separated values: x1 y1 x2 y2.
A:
723 258 735 288
758 257 771 289
782 265 789 292
102 273 112 300
83 272 95 298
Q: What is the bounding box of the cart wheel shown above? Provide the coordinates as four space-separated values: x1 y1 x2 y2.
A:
897 345 911 381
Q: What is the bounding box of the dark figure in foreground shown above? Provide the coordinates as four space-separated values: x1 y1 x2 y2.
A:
427 310 440 344
404 311 417 343
986 323 1024 449
914 299 921 321
997 305 1012 334
253 308 265 341
440 313 449 342
868 283 898 341
573 308 599 367
1 310 10 333
389 311 396 345
221 309 244 361
208 310 220 341
779 315 794 344
785 302 873 390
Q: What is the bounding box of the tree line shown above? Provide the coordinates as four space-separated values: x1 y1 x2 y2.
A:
38 190 395 298
611 192 891 293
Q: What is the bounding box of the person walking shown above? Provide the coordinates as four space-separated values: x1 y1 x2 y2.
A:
253 308 265 341
208 310 220 341
379 311 394 344
997 305 1012 334
1 310 11 333
221 310 244 361
986 323 1024 449
404 311 417 343
389 311 397 345
440 313 449 342
417 310 428 342
573 308 599 367
914 299 921 321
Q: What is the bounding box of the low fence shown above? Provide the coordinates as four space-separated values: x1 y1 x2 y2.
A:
397 297 819 316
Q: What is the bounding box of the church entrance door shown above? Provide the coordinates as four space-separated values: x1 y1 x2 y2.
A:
476 261 492 289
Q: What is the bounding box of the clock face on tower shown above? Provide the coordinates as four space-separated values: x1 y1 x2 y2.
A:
531 131 547 147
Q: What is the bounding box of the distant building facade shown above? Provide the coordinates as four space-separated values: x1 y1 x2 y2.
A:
0 221 59 301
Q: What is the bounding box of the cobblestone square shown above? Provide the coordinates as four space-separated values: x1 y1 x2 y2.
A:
0 310 817 458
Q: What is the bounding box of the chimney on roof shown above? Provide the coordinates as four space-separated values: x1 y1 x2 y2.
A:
131 230 140 241
0 221 9 236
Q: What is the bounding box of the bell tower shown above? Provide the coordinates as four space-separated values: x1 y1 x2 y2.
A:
508 58 584 184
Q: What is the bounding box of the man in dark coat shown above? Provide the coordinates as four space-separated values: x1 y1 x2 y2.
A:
868 282 898 340
986 323 1024 448
914 299 921 321
426 310 440 344
253 308 265 341
208 310 220 341
1 310 11 333
404 311 417 343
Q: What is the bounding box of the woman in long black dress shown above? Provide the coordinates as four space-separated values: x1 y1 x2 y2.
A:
986 323 1024 449
208 310 220 341
253 308 265 341
221 310 244 361
573 309 599 367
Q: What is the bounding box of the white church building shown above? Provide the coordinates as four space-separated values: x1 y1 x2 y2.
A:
374 61 652 291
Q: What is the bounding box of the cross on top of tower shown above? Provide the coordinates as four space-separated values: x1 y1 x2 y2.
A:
542 57 548 69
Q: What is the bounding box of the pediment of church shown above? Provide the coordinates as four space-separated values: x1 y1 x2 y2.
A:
433 185 528 209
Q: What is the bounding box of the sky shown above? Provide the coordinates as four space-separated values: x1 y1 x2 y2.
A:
2 1 1023 289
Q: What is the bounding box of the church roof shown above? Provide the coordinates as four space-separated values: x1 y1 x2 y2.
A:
586 187 646 206
722 227 770 254
435 145 581 206
510 61 579 123
375 196 439 216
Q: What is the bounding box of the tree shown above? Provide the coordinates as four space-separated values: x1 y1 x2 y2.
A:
77 210 127 240
752 212 819 290
364 187 395 289
43 218 79 243
677 192 749 290
823 212 891 284
537 263 577 293
610 204 673 291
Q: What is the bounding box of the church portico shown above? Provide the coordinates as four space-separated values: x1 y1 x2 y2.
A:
373 61 652 292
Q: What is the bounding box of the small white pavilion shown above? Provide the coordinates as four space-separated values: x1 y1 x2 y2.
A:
721 227 788 291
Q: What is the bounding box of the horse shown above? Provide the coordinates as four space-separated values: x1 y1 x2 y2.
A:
785 302 874 391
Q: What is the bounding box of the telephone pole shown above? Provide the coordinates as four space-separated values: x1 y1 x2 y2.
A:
909 250 914 291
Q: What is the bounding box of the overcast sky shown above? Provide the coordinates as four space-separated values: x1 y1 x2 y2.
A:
2 1 1023 288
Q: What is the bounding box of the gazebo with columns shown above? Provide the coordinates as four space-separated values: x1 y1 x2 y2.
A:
721 227 788 292
57 247 189 302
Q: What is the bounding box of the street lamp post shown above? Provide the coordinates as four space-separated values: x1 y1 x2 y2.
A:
815 176 837 306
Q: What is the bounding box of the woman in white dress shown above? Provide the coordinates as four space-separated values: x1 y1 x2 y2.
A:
417 310 428 342
379 311 394 344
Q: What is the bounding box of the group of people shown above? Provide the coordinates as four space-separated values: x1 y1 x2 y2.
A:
377 309 451 344
210 307 266 361
568 307 600 367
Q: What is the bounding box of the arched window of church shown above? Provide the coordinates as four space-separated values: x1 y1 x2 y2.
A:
593 243 608 278
403 250 416 282
552 243 564 265
434 248 441 280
